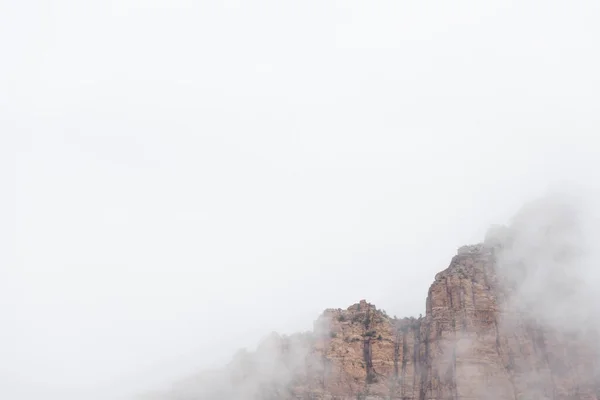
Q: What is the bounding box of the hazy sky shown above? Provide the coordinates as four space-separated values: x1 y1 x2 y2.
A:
1 1 600 399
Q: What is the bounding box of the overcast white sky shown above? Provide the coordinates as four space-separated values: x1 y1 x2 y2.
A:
1 0 600 399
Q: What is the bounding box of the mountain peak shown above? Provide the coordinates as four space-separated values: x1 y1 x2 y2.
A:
145 235 600 399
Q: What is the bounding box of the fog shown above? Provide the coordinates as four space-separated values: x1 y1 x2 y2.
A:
1 1 599 399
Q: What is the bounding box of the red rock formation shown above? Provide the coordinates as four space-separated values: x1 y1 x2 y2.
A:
146 242 600 400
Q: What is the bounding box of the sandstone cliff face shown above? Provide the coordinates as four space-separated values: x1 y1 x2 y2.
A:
148 242 600 400
289 242 599 400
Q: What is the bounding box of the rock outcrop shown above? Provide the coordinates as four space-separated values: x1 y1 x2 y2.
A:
145 235 600 399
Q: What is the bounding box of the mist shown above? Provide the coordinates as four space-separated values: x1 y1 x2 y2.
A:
1 1 599 399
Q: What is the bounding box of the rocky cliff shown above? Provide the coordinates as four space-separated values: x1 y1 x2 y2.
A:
145 207 600 399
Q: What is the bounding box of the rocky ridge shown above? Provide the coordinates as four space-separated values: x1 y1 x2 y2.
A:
144 240 600 400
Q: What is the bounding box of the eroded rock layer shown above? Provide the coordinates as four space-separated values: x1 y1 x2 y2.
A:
146 242 600 400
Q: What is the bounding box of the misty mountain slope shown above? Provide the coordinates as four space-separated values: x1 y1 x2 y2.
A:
142 197 600 400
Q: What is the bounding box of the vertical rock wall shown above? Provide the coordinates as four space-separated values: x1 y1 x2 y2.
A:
145 243 600 400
